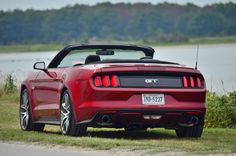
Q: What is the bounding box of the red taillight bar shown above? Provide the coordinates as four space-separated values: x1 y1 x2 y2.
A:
94 74 120 87
197 77 202 88
190 76 195 88
183 76 188 88
102 75 111 87
183 75 202 88
94 76 102 87
110 75 120 87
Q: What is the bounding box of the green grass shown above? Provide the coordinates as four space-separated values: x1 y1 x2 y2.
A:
0 36 236 53
149 36 236 47
0 43 64 53
189 36 236 45
0 93 236 154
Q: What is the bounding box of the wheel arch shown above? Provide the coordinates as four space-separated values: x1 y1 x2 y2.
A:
60 86 79 122
19 83 36 124
20 84 27 95
60 86 68 103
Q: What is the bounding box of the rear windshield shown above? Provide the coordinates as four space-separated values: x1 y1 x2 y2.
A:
58 49 146 67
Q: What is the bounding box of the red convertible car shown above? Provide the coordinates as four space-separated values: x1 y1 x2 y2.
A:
20 44 206 137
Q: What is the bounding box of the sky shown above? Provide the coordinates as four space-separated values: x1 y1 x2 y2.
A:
0 0 235 11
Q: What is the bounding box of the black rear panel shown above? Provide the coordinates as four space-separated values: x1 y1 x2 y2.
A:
119 75 182 88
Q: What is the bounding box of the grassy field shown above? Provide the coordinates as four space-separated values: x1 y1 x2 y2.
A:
0 36 236 53
0 43 64 53
189 36 236 44
0 92 236 155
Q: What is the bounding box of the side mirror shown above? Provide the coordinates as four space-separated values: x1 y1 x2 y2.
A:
33 62 46 71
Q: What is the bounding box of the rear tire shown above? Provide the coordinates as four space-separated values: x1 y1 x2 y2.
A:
175 125 203 138
60 90 87 136
19 89 45 132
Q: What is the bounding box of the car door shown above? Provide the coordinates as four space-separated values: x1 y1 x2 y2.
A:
33 68 65 121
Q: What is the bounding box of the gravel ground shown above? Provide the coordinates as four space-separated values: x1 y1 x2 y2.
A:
1 141 235 156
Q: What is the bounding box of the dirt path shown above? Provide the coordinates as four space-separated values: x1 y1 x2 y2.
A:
0 141 182 156
0 142 235 156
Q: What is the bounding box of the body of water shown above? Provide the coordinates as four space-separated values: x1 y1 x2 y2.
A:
0 43 235 94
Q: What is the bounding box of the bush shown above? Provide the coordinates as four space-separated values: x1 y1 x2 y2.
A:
1 74 18 95
205 91 236 128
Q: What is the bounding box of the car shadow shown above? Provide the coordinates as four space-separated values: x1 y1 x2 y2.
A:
87 129 177 140
43 128 178 140
43 130 61 135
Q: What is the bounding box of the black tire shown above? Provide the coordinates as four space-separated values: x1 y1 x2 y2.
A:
19 89 45 132
175 125 203 138
60 90 87 136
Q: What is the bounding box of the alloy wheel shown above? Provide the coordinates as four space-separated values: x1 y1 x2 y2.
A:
20 90 30 130
60 93 71 134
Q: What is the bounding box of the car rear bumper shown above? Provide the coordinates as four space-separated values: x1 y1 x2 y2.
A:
92 109 205 129
75 102 206 129
72 86 206 129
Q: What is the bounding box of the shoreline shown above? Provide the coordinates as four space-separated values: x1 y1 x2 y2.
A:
1 42 236 54
0 36 236 53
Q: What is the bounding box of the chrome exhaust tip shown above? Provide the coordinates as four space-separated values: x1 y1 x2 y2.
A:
178 116 199 127
190 116 199 125
101 115 111 123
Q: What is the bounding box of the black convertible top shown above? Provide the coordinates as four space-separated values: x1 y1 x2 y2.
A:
48 44 155 68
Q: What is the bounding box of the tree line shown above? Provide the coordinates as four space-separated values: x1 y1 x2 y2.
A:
0 2 236 45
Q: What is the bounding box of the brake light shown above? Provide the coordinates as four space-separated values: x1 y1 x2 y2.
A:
110 75 120 87
102 75 111 87
94 76 102 87
94 74 120 88
182 75 203 88
197 77 202 88
190 76 195 87
183 76 188 87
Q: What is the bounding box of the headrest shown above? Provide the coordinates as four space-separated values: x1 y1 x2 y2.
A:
85 55 101 64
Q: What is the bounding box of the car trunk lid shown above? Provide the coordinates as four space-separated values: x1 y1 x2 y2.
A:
92 63 204 89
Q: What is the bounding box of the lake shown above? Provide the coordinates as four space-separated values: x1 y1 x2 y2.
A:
0 43 235 94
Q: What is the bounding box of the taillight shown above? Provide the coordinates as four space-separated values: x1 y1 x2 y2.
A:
94 76 102 87
110 75 120 87
183 76 188 88
197 77 202 88
102 75 111 87
182 75 203 88
190 76 195 87
93 74 120 87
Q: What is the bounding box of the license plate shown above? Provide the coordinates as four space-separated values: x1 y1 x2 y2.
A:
142 94 165 105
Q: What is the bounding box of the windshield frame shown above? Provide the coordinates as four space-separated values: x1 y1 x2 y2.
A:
47 44 155 68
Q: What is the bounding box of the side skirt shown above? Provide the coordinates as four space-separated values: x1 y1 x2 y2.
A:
34 118 60 125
